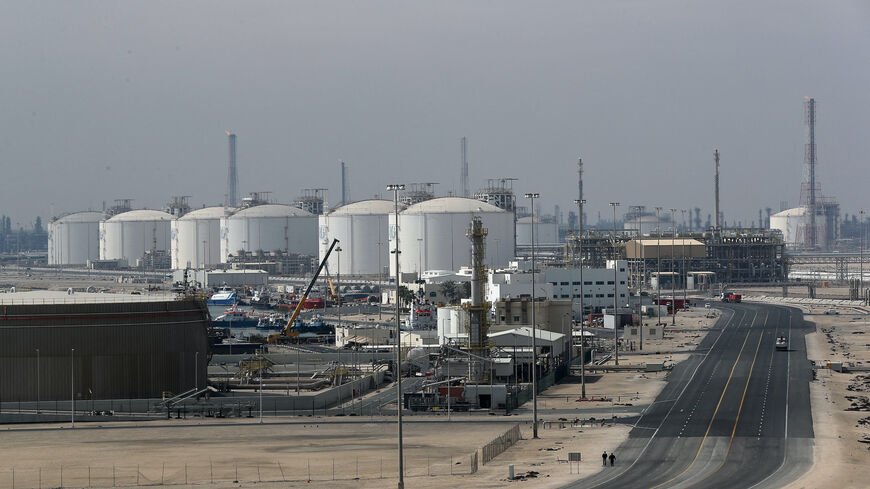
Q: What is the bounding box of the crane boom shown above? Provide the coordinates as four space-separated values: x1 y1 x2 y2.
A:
281 238 340 337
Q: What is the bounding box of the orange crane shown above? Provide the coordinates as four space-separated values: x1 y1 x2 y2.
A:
267 238 339 343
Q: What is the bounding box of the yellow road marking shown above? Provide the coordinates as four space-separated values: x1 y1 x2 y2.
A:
687 311 769 487
650 310 760 489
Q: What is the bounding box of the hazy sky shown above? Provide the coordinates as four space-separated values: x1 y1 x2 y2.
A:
2 1 868 226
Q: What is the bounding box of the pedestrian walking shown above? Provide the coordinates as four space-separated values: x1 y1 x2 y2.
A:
602 451 608 466
609 452 615 466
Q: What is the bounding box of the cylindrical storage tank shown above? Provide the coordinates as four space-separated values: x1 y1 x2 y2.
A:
220 204 317 262
389 197 515 276
516 216 559 246
171 206 228 269
319 199 394 276
100 210 172 263
48 211 103 265
770 207 810 247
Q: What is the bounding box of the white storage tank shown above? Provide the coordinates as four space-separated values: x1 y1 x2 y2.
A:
389 197 515 276
770 207 817 248
220 204 317 262
319 199 394 276
171 206 228 269
516 216 559 246
100 210 173 262
48 211 103 265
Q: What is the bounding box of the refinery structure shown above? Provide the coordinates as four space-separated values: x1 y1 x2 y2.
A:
7 98 863 433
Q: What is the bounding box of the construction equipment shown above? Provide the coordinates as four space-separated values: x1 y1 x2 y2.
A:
268 238 339 343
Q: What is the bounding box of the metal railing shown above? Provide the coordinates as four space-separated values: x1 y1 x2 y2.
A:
480 424 521 465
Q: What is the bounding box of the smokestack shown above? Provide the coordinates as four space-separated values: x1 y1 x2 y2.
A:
460 137 469 198
714 149 720 230
339 160 347 206
227 132 238 208
578 157 583 203
466 216 488 354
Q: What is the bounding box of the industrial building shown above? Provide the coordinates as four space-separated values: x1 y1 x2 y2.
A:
389 197 515 276
220 204 317 263
170 206 227 269
99 209 173 267
486 260 629 316
48 211 102 265
318 199 394 276
563 230 786 288
0 291 208 401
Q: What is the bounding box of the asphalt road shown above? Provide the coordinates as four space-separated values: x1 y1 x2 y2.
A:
566 302 814 489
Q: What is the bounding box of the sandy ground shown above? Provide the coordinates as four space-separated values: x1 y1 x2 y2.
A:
0 305 719 489
782 304 870 489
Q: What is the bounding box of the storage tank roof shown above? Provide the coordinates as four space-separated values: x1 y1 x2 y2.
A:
329 199 395 216
772 207 806 218
228 204 312 218
177 206 228 220
402 197 505 215
106 209 173 222
517 216 552 224
53 211 104 223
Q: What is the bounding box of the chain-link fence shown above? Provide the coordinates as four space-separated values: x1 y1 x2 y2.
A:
480 423 522 465
0 453 479 489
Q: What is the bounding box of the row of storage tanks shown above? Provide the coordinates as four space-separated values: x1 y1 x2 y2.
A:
48 197 517 275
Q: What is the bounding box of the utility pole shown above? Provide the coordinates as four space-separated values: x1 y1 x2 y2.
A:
387 183 406 489
610 203 620 366
655 207 663 327
524 192 540 439
671 209 677 325
574 199 587 398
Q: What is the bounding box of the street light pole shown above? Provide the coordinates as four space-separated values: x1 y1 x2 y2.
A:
574 199 587 399
681 209 688 310
610 203 620 366
629 205 643 351
524 192 540 439
387 183 406 489
670 209 677 326
655 207 663 327
337 246 343 412
70 348 75 428
861 210 865 302
36 348 40 414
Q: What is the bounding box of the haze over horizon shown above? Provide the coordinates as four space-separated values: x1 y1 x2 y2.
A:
1 1 868 226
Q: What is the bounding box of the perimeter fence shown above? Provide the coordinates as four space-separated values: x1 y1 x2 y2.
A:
480 423 522 465
0 453 479 489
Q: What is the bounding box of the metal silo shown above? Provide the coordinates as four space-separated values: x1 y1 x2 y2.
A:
516 216 560 246
48 211 103 265
319 199 394 276
100 210 173 264
389 197 514 276
220 204 317 263
171 206 228 270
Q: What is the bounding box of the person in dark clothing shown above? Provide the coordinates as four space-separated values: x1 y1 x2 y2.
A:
609 452 616 466
602 451 608 466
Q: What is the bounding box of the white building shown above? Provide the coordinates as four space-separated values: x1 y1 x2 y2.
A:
487 260 629 317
